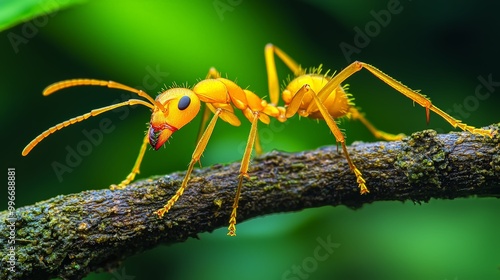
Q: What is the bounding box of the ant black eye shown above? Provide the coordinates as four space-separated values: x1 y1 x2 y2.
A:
178 95 191 110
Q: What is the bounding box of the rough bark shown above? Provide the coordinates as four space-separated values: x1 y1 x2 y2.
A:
1 125 499 280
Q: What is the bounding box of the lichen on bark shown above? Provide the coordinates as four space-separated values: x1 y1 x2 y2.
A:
1 124 499 280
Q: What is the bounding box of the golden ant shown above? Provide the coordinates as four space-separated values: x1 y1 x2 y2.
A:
22 44 495 236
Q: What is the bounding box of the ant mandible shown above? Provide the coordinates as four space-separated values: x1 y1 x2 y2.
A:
22 44 495 236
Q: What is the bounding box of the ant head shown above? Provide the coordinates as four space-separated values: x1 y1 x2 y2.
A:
149 88 200 150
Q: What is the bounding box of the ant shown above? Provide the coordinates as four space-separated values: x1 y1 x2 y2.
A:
22 44 495 236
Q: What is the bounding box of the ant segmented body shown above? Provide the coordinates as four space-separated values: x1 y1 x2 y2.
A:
22 44 495 236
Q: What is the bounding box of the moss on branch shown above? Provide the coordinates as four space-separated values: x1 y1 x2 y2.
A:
1 125 499 279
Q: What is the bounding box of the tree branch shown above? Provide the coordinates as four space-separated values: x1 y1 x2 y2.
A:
2 125 499 280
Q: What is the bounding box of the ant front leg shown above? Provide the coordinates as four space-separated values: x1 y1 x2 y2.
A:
155 109 223 218
110 134 149 190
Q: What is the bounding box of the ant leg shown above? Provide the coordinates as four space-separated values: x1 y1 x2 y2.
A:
265 44 304 105
348 108 405 141
195 104 212 146
206 67 222 79
286 87 309 118
155 108 223 218
311 62 495 138
293 85 369 194
228 111 260 236
254 132 263 156
110 134 149 190
195 67 222 145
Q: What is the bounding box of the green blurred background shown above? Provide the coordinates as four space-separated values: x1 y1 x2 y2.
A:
2 0 499 279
